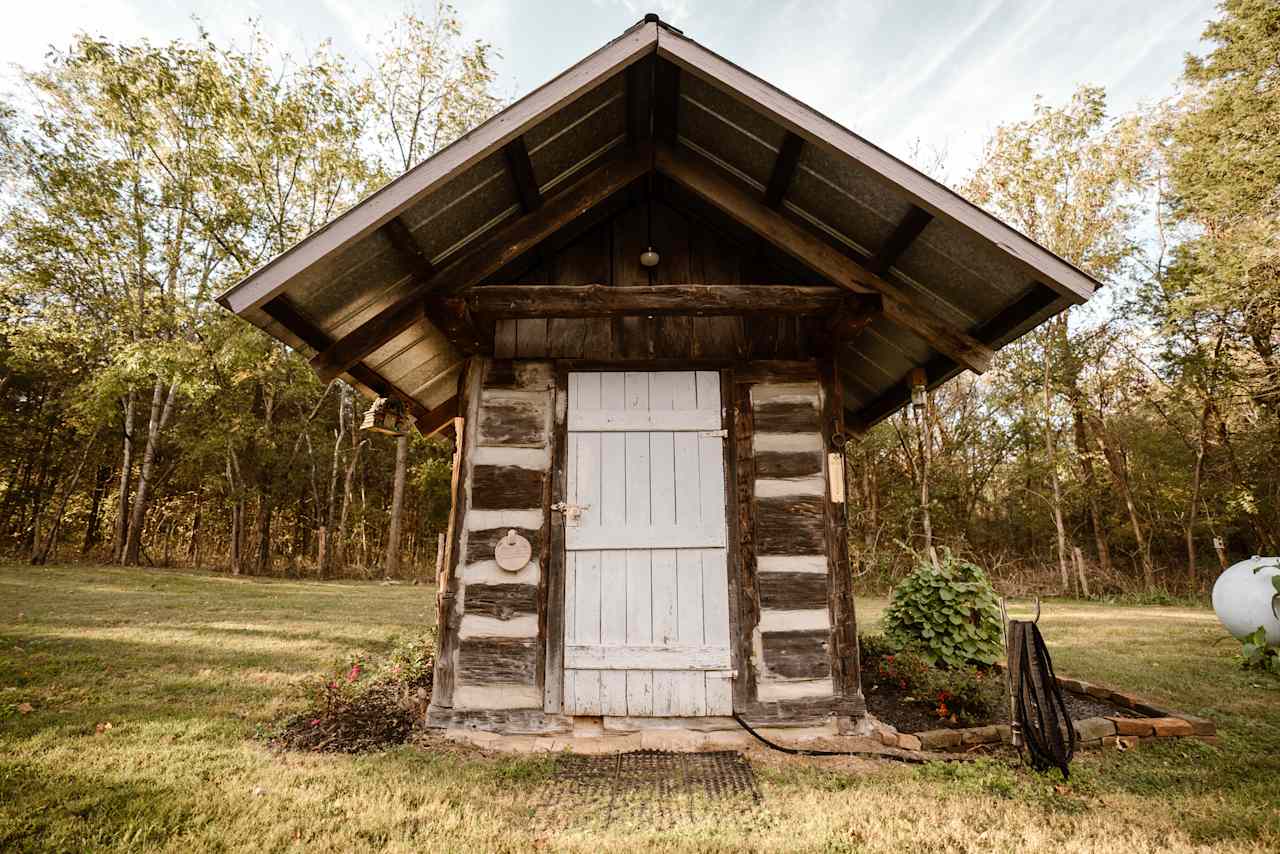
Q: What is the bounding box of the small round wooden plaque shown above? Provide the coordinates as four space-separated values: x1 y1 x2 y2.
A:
494 529 532 572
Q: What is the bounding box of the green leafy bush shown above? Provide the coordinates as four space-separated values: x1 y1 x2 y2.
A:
1241 626 1280 674
882 550 1003 669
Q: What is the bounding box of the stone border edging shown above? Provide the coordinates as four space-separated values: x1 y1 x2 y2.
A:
873 670 1217 754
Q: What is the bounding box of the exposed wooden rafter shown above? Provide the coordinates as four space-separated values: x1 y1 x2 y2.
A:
652 58 680 144
377 217 485 355
764 133 803 209
259 295 457 436
503 136 543 212
309 146 653 383
462 284 857 318
867 205 932 275
654 142 994 373
845 283 1063 431
625 55 654 142
381 217 436 276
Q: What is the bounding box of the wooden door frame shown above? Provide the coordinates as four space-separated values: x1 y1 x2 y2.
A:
542 363 740 715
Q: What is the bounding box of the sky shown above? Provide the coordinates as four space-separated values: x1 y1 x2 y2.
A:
0 0 1216 176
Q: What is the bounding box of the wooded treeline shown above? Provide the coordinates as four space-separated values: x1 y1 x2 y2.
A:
0 5 499 577
849 1 1280 596
0 2 1275 593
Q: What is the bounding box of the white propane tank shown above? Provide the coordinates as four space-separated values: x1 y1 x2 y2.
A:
1212 556 1280 646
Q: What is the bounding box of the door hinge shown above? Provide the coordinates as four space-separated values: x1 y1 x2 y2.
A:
699 429 728 438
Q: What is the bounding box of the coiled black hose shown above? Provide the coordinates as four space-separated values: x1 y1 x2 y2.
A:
1008 620 1076 778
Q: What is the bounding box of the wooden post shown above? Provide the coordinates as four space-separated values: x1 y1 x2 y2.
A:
820 359 862 717
431 359 480 712
543 364 570 713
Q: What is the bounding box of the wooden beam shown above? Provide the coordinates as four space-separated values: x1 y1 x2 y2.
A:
654 143 994 373
462 284 850 318
377 218 483 353
825 293 882 341
843 282 1063 431
868 205 932 275
381 216 435 276
764 133 803 209
309 146 652 383
259 295 435 427
503 136 543 212
625 55 654 142
652 58 680 144
416 394 459 437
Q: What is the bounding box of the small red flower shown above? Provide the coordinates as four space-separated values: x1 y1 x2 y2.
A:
347 664 361 683
310 718 321 727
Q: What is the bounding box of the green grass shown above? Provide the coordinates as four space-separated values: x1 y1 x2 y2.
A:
2 564 1278 852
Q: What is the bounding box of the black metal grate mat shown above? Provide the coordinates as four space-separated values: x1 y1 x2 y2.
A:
544 750 762 828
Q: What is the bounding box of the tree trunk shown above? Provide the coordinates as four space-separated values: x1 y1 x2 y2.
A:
123 378 178 565
226 449 244 576
254 497 273 575
1185 401 1212 592
1044 359 1072 593
318 387 350 579
1071 406 1113 574
82 464 111 554
188 488 202 567
1092 426 1155 590
31 434 98 565
912 392 938 570
336 436 364 574
114 392 135 562
385 431 410 577
1072 545 1091 598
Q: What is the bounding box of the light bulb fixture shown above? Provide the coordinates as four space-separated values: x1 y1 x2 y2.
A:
909 368 928 412
639 246 660 267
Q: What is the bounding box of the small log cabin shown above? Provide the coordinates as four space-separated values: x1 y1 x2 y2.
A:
219 16 1098 736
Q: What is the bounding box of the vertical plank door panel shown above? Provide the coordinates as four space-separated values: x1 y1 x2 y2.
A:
563 370 732 716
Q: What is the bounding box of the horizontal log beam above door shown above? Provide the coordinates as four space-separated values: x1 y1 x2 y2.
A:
654 142 994 374
461 284 866 318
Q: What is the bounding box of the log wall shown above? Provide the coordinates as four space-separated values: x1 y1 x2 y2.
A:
428 359 556 723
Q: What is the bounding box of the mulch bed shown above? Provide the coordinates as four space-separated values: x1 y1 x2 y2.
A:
269 672 432 754
860 662 1139 734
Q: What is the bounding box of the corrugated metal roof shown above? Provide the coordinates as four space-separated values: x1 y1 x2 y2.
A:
219 17 1097 433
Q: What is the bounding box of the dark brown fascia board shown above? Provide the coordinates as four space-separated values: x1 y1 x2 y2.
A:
655 26 1098 305
217 21 660 316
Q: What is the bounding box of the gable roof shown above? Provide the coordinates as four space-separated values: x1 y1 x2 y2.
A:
218 16 1097 433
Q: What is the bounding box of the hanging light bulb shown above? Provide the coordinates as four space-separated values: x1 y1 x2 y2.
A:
910 368 928 412
640 246 660 267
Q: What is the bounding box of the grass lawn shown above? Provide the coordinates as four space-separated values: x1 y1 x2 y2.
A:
1 563 1278 852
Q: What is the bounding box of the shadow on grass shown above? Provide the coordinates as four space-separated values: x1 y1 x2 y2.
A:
0 758 221 852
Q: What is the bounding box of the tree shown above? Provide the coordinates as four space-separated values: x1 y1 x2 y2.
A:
964 85 1153 588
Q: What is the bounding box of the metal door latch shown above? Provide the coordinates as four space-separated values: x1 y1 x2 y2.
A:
551 501 590 526
699 429 728 438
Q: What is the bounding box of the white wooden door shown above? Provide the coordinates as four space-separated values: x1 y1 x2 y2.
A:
562 371 732 716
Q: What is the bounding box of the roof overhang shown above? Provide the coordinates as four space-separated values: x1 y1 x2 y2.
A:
218 17 1098 434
